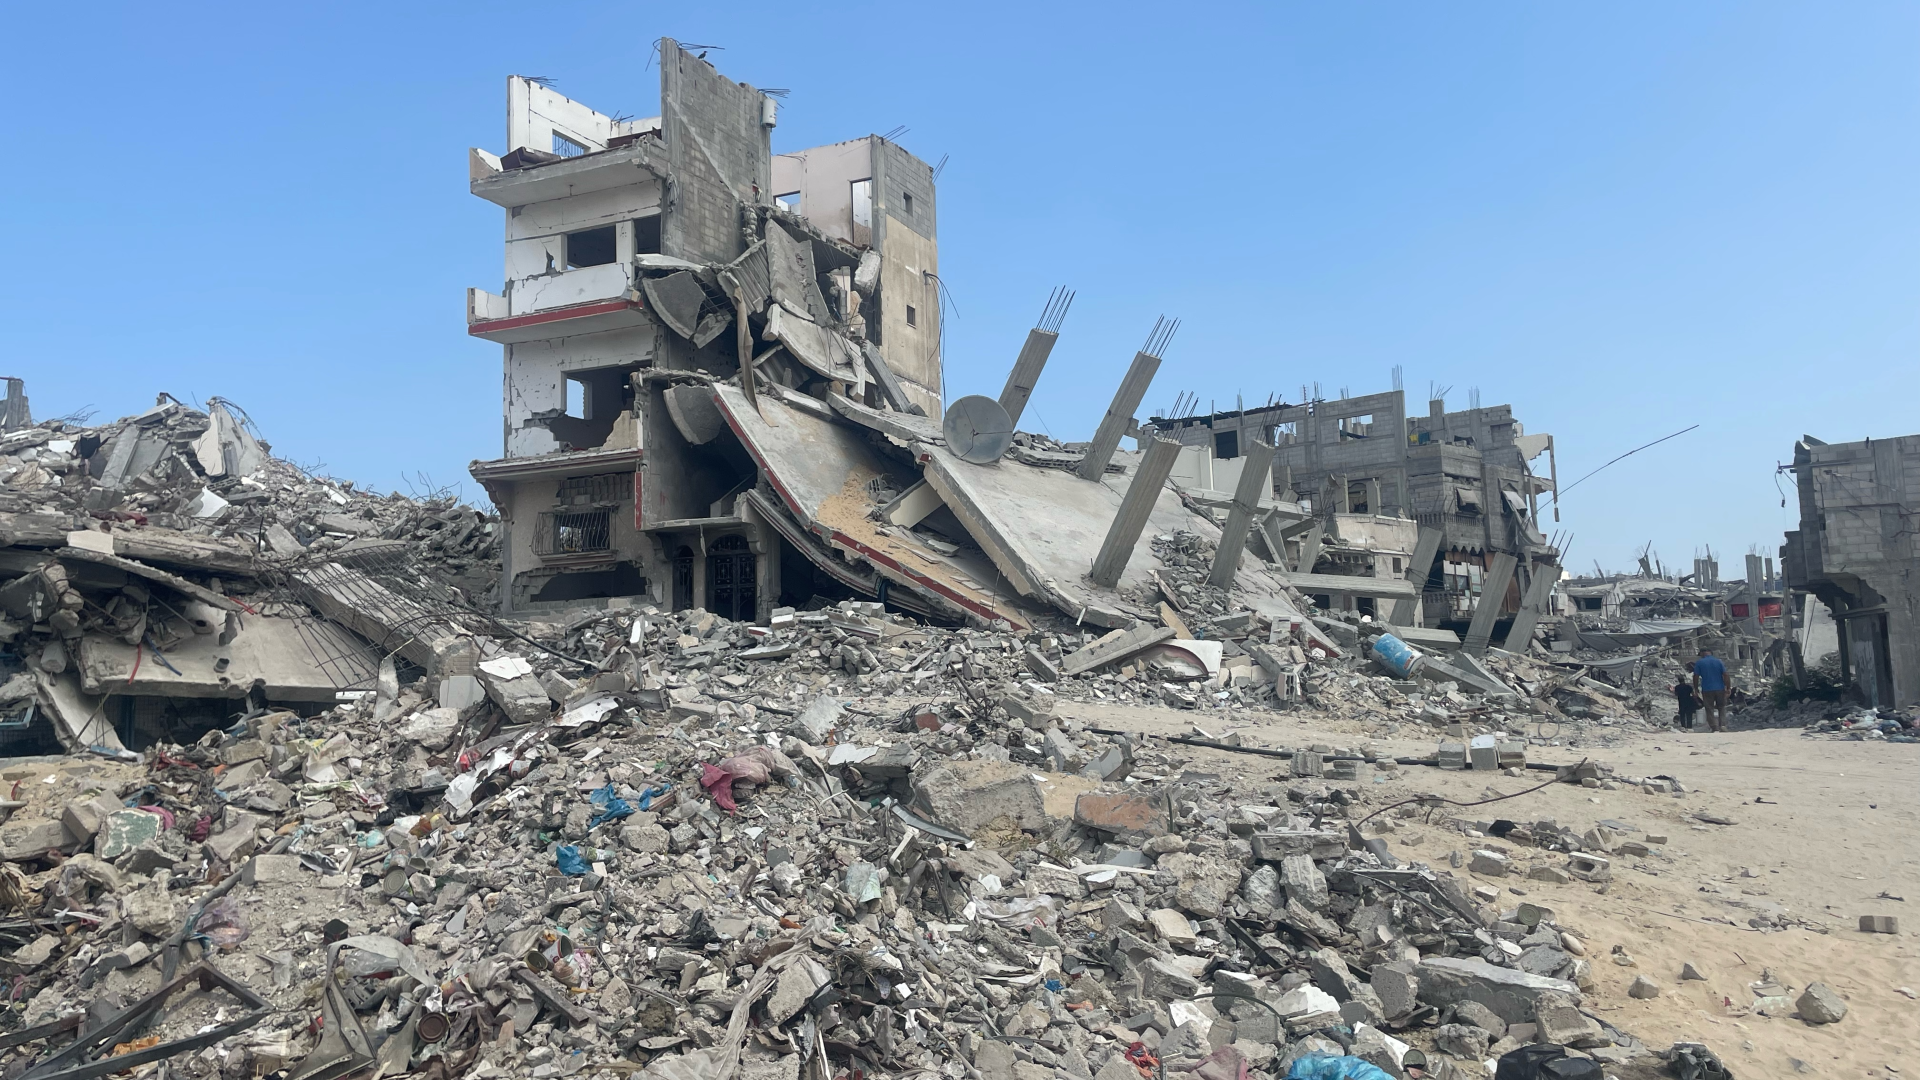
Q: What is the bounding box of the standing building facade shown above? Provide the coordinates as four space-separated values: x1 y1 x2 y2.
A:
466 44 941 616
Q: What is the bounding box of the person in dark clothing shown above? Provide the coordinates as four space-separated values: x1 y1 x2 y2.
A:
1675 661 1700 729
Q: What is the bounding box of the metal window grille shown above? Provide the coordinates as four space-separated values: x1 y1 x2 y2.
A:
536 510 612 556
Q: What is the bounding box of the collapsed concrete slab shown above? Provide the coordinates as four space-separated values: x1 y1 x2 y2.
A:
75 615 379 702
1415 956 1580 1025
713 385 1032 628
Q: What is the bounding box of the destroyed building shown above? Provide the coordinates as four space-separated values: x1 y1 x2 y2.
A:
466 47 943 616
1782 431 1920 707
1142 390 1561 650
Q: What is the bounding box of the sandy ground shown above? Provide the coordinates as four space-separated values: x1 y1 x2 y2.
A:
1051 698 1920 1079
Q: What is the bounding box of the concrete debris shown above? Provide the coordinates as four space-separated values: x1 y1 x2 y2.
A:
0 42 1802 1080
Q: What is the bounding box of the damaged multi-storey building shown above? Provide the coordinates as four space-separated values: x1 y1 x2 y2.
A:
1141 389 1562 651
1782 431 1920 707
466 46 944 616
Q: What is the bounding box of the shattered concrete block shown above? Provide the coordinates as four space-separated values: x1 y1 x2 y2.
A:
1453 1000 1507 1038
61 795 122 842
1566 852 1612 882
247 853 305 885
1079 745 1132 782
911 759 1052 839
1274 984 1341 1023
1240 863 1281 912
221 738 269 765
1026 864 1088 900
619 822 670 855
788 695 841 744
1859 915 1899 934
1416 956 1580 1026
1370 961 1420 1019
1627 976 1661 1000
2 818 74 861
1140 958 1202 1000
1159 852 1240 919
203 821 259 865
10 934 60 969
1468 850 1509 877
483 672 551 724
1103 897 1144 931
1280 855 1329 909
121 884 177 938
1529 865 1571 884
396 707 461 752
1306 948 1366 1002
1797 982 1846 1024
999 693 1052 727
93 810 158 860
1435 1023 1490 1060
1534 994 1607 1047
221 758 268 791
1515 945 1571 977
767 957 830 1023
1147 909 1196 946
1023 647 1060 682
1074 791 1168 838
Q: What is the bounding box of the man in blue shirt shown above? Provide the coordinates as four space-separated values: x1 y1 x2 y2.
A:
1692 647 1732 732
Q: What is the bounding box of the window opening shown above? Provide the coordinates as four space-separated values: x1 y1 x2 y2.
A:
536 510 612 555
633 215 662 256
566 226 617 268
905 305 917 328
565 378 584 419
553 132 588 158
902 191 914 215
1213 429 1239 460
850 178 873 244
775 191 801 213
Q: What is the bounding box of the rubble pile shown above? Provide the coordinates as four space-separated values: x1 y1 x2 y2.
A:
0 396 499 598
1 634 1723 1080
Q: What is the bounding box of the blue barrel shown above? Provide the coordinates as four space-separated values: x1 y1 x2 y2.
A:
1370 633 1423 678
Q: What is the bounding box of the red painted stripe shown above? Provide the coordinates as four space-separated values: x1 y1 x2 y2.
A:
468 298 639 336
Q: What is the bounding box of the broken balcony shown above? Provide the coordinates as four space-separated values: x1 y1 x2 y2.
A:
468 138 666 209
468 262 649 344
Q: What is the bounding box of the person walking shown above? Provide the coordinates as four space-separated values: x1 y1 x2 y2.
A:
1693 647 1732 732
1674 662 1701 730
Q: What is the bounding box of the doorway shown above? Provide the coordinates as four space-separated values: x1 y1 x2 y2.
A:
707 536 756 621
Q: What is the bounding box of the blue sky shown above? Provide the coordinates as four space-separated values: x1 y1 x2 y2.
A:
5 2 1915 577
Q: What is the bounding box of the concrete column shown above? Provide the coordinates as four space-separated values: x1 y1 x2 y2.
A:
1388 527 1444 627
1090 436 1181 587
1463 552 1518 654
1077 351 1162 481
1208 439 1278 587
1364 478 1381 515
1502 561 1559 651
1335 474 1351 514
1295 524 1325 576
998 329 1058 427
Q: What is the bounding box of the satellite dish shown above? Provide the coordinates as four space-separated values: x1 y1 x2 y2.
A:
941 395 1014 464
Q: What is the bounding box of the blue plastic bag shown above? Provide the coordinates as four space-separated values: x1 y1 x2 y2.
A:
1286 1055 1394 1080
554 845 590 876
587 784 635 830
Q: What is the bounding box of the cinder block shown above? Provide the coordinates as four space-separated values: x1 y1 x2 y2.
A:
1859 915 1899 934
